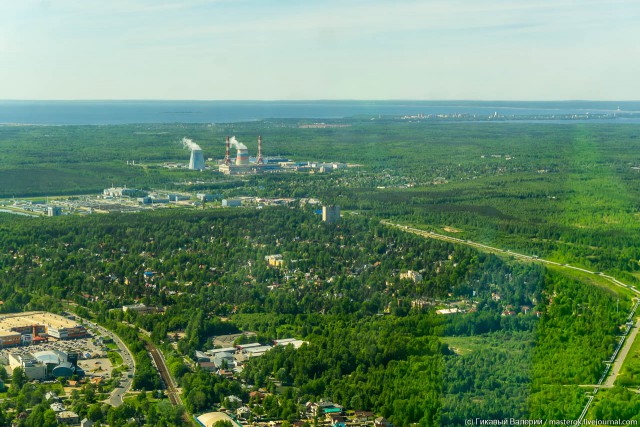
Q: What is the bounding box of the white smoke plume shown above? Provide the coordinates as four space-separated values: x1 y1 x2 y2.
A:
182 137 201 151
229 136 247 150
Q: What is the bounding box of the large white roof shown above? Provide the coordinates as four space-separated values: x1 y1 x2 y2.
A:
196 412 240 427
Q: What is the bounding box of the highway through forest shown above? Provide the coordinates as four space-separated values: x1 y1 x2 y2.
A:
382 221 640 298
383 220 640 420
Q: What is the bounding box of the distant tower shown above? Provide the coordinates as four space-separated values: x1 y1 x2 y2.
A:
189 148 205 171
47 206 62 217
322 205 340 223
224 136 231 166
257 135 264 164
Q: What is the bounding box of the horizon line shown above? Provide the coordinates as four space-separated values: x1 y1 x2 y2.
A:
2 99 640 103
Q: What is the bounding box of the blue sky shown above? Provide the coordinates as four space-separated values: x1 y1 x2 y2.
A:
1 0 639 100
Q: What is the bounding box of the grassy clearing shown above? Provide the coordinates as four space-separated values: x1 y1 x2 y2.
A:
108 351 123 366
441 335 494 356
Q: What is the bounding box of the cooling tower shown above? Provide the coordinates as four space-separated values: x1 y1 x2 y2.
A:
189 148 205 171
236 147 249 165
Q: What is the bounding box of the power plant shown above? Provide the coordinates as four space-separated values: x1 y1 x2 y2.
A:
219 136 279 175
182 137 205 171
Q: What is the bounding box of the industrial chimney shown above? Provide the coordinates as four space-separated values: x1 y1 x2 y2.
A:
257 135 264 164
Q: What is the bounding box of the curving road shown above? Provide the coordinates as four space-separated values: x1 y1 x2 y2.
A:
73 314 136 407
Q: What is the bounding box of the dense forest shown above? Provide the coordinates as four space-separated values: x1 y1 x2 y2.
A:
0 206 633 425
3 121 640 279
1 121 640 425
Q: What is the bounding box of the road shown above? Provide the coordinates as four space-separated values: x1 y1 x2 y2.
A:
605 319 640 387
69 307 182 411
382 221 640 297
92 322 137 406
73 314 136 407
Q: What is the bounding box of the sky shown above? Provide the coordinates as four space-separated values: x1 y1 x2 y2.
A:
1 0 639 100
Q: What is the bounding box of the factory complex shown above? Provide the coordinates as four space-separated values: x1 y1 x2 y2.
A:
0 311 87 348
181 134 350 175
217 135 349 175
0 133 352 218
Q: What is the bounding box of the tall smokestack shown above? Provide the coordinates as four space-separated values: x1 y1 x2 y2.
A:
225 136 230 165
257 135 264 164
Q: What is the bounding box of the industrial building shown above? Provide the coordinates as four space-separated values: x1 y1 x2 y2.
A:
196 193 218 202
213 352 236 368
103 187 144 198
222 199 242 208
47 206 62 217
218 136 283 175
169 194 191 202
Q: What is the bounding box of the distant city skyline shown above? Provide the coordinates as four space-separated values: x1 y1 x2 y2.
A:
1 0 639 100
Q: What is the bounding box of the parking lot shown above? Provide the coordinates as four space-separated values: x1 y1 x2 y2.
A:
0 333 113 377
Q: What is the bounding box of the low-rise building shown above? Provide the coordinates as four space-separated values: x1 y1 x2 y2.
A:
195 350 210 363
273 338 307 349
222 199 242 207
375 417 393 427
0 330 21 348
57 411 79 425
0 311 87 340
9 353 48 381
196 193 216 202
213 353 236 369
400 270 423 283
169 194 191 202
265 254 284 267
122 304 160 315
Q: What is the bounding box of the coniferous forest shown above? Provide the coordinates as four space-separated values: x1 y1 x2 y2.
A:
1 120 640 426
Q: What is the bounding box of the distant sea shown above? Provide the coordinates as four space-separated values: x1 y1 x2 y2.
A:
1 100 640 125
